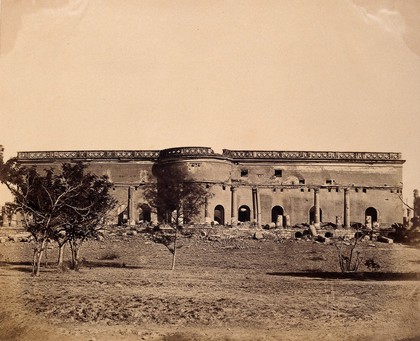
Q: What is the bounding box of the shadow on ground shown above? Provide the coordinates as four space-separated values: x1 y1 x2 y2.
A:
267 271 420 281
0 260 143 272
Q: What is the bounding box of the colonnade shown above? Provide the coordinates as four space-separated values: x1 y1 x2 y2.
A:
228 186 352 227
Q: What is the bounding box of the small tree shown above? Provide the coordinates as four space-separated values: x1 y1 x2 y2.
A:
57 163 116 270
143 165 211 270
333 231 365 272
0 160 115 275
0 159 65 275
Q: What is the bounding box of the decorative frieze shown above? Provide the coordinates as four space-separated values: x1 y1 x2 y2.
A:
17 147 402 163
159 147 214 159
222 149 402 161
17 150 160 161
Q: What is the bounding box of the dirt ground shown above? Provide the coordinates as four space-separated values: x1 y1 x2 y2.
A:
0 227 419 341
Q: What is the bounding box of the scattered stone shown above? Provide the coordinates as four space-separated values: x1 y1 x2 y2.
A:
208 235 221 242
115 283 123 288
309 225 318 237
368 243 376 247
377 235 393 244
8 235 19 242
362 235 370 242
253 231 264 240
294 231 303 239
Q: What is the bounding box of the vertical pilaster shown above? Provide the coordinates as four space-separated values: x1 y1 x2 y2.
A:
2 210 9 227
231 187 237 225
314 188 320 228
344 188 351 228
204 196 211 224
256 188 262 227
127 186 135 226
252 188 257 225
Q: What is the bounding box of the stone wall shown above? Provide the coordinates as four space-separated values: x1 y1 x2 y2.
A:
16 147 405 228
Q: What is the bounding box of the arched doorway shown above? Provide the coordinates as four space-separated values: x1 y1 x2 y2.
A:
271 206 285 226
238 205 251 222
214 205 225 225
309 206 323 224
365 207 378 227
138 203 151 223
117 205 128 226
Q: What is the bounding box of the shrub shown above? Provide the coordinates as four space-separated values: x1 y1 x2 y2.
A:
99 251 120 260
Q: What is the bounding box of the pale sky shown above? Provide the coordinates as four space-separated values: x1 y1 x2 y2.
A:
0 0 419 205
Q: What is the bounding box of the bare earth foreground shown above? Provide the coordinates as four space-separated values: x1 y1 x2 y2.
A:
0 227 419 341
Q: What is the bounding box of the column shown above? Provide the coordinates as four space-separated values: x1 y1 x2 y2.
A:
314 188 320 228
252 188 257 225
231 187 237 225
204 196 211 224
10 213 17 227
285 214 291 227
2 211 9 227
127 186 135 226
276 215 283 228
256 188 262 227
344 188 351 228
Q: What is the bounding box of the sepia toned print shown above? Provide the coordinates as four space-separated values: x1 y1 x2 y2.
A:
0 1 419 340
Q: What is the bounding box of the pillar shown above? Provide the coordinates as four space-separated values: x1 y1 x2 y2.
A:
252 188 257 225
231 187 237 225
10 213 17 227
204 196 211 224
127 186 135 226
314 188 320 228
256 188 262 227
366 216 372 229
276 215 283 228
2 211 9 227
344 188 351 228
285 214 291 227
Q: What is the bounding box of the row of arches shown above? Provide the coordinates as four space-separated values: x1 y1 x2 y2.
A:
213 205 379 225
119 203 379 226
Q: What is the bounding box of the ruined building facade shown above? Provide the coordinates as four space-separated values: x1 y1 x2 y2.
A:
14 147 405 229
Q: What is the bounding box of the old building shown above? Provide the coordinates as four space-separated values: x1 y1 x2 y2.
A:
15 147 405 229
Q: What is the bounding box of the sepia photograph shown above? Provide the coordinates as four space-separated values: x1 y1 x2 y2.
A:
0 1 419 340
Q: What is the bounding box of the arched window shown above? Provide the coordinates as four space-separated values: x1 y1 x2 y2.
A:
271 206 285 226
365 207 378 223
238 205 251 222
214 205 225 225
309 206 323 224
138 203 151 222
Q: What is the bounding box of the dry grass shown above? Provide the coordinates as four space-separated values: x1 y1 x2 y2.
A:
0 227 419 340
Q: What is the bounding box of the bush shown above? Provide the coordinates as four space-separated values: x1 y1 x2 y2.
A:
99 251 120 260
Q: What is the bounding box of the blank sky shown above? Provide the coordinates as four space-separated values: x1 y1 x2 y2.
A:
0 0 419 204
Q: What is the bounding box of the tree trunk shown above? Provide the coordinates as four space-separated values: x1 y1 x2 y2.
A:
171 228 177 270
34 239 47 276
32 246 37 275
69 241 81 270
44 239 48 268
57 243 65 266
